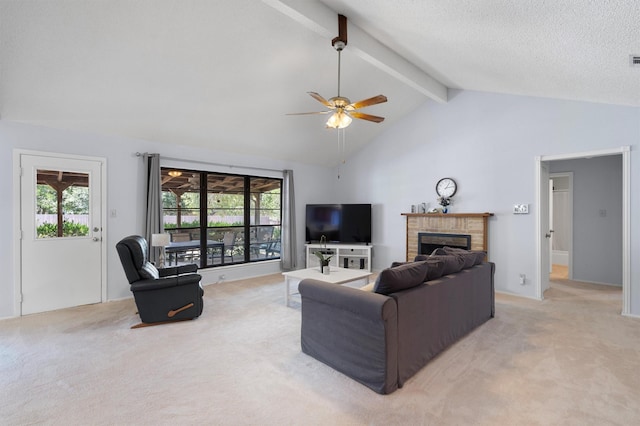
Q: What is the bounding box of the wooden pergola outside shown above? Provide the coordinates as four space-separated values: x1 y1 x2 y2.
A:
35 168 281 237
37 169 89 237
161 169 281 228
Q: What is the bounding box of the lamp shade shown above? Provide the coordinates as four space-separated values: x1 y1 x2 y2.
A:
151 233 170 247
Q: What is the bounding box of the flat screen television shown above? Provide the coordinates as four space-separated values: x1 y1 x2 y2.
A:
305 204 371 244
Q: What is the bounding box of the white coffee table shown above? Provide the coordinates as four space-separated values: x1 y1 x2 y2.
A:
282 267 372 306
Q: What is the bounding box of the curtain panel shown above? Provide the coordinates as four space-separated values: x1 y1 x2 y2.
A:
144 153 163 264
281 169 297 271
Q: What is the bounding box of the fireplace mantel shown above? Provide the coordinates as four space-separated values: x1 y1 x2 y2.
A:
401 212 494 261
401 213 493 219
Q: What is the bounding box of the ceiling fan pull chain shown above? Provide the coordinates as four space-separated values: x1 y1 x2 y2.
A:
337 50 343 97
339 128 346 163
336 129 346 179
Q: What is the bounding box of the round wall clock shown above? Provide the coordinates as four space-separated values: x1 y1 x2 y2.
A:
436 177 457 198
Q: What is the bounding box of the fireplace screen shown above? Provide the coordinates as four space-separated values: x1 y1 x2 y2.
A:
418 232 471 255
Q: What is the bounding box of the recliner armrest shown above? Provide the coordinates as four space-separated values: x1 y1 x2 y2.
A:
131 274 202 292
158 264 198 277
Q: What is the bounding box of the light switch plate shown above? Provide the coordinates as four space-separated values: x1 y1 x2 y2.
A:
513 204 529 214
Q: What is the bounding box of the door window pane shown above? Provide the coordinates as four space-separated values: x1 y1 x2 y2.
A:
36 170 90 238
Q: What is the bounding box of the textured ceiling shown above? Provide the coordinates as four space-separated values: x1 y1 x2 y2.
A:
1 0 638 167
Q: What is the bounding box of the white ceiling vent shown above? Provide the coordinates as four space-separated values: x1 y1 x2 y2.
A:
631 55 640 67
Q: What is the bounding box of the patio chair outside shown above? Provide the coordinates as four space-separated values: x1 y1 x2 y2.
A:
223 231 236 263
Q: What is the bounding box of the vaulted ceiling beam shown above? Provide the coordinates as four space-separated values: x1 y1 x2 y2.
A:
263 0 448 103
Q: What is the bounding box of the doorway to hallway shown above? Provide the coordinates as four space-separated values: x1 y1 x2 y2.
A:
535 146 629 315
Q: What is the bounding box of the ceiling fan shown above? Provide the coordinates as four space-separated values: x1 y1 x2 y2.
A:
288 14 387 129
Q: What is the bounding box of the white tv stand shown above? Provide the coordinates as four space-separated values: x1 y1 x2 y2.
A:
305 243 373 272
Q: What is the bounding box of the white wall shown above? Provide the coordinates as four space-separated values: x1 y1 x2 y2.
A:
0 121 333 318
550 156 623 286
334 90 640 314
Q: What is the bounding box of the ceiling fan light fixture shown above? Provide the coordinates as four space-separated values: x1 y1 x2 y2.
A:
326 110 352 129
288 14 386 130
168 170 182 177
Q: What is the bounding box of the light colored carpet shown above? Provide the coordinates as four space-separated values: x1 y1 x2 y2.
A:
1 274 639 425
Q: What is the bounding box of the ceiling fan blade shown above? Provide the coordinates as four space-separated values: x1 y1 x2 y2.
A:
308 92 335 108
348 94 388 110
350 111 385 123
286 111 332 116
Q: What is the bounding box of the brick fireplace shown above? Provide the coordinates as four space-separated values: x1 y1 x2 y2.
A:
401 212 493 261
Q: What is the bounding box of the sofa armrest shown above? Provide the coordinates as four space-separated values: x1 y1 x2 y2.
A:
300 279 396 320
131 274 202 292
299 279 399 394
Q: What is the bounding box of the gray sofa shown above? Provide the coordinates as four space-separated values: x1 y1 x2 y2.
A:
299 251 495 394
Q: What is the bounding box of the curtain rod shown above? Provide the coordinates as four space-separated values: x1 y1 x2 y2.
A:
135 152 284 174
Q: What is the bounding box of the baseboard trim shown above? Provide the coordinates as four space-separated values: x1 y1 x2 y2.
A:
568 279 622 288
495 289 543 301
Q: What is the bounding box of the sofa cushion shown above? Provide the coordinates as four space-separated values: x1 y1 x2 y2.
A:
424 259 445 280
460 252 477 269
373 261 429 295
139 262 160 280
390 258 444 281
431 247 475 268
441 246 487 267
428 254 465 275
465 250 487 265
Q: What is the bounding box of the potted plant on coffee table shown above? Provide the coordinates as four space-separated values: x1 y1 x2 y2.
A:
315 235 334 275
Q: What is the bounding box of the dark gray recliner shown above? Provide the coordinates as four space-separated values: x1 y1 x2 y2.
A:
116 235 204 328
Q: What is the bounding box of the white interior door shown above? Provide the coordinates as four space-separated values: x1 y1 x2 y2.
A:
538 161 551 296
548 178 554 275
20 153 104 315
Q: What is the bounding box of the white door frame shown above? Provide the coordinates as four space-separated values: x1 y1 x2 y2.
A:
535 146 630 315
550 172 574 279
12 149 108 317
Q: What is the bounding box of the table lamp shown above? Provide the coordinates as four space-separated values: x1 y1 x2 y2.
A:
151 233 171 268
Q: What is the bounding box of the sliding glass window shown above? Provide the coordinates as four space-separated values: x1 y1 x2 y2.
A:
161 168 282 268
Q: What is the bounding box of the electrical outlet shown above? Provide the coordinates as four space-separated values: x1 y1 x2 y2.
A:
519 274 526 285
219 274 226 281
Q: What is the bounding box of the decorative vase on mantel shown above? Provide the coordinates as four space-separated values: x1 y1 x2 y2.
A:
437 196 451 214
